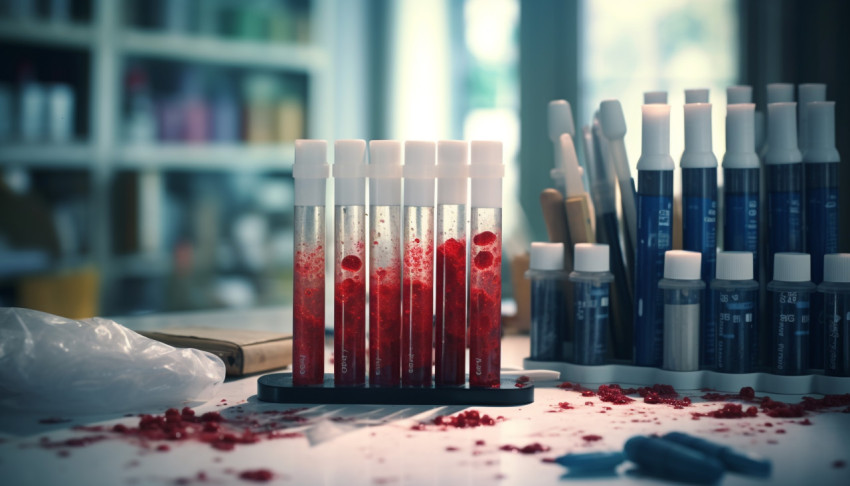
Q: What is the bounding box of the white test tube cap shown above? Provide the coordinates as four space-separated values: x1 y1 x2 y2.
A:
637 104 674 170
723 104 759 169
293 139 329 206
369 140 402 206
664 250 702 280
469 141 504 208
727 85 753 104
716 251 754 281
685 88 709 104
804 101 840 163
574 243 610 273
823 254 850 283
773 253 811 282
548 100 576 142
682 103 716 168
797 83 827 152
334 140 367 205
530 242 564 271
599 99 627 139
404 141 436 206
765 102 802 164
767 83 795 104
644 91 668 104
436 140 469 204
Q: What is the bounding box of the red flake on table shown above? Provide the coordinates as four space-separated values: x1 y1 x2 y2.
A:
760 397 806 418
419 410 499 430
558 402 574 410
834 460 846 469
156 444 170 452
557 382 574 389
799 419 813 425
541 457 557 464
475 440 486 446
581 390 596 397
239 469 274 482
597 384 635 405
692 403 758 419
585 402 594 406
714 428 730 433
776 429 786 434
446 446 459 451
582 434 603 442
500 442 550 454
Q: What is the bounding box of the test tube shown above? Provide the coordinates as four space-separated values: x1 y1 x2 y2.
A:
722 104 760 281
468 141 504 388
765 102 804 282
821 254 850 377
402 141 436 387
292 140 329 386
333 140 367 387
713 251 759 373
767 253 815 375
435 141 469 386
527 242 567 361
797 83 826 154
659 250 704 371
681 103 718 368
368 141 402 387
804 101 839 370
570 243 614 365
634 104 675 367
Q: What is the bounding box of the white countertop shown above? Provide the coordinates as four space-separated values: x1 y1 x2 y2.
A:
1 309 849 486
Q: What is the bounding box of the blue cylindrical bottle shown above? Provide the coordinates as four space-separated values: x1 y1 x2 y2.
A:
659 250 704 371
570 243 614 365
634 104 674 367
713 251 759 373
821 254 850 377
681 103 718 368
804 101 840 370
767 253 815 375
527 242 568 362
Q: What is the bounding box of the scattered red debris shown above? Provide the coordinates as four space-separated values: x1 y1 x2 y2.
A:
557 402 574 410
475 440 486 446
597 384 635 405
446 446 459 451
239 469 274 482
799 419 813 426
414 410 502 430
557 382 574 389
582 434 603 442
692 403 758 419
500 442 550 454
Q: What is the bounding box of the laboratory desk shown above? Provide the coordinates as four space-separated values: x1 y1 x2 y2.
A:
1 308 849 486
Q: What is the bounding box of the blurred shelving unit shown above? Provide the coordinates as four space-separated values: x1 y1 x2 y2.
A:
0 0 335 315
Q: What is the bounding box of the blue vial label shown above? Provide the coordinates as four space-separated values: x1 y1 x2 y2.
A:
530 278 567 361
806 187 838 282
573 282 610 365
683 195 717 368
768 191 802 278
772 290 810 375
825 292 850 377
634 194 673 367
716 288 758 373
723 193 758 278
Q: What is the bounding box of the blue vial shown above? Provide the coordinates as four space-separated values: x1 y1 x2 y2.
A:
804 101 839 370
681 103 718 368
570 243 613 365
527 242 568 361
768 253 815 375
659 250 704 371
624 435 725 484
765 103 804 282
820 254 850 377
712 251 759 373
634 104 674 367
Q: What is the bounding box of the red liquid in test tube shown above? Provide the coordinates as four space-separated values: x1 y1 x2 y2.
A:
468 141 504 388
333 140 368 386
368 141 403 386
402 141 437 387
292 140 329 386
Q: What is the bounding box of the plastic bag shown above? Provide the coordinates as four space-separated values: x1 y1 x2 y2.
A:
0 307 226 415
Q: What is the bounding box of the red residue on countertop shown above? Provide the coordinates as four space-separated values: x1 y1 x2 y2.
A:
582 434 603 442
692 403 759 419
500 442 550 454
239 469 274 482
412 410 504 430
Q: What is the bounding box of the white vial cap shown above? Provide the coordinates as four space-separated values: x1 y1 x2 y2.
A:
664 250 702 280
765 102 802 165
548 100 576 142
369 140 402 206
716 251 754 281
293 139 329 206
767 83 794 104
804 101 840 163
685 88 709 104
773 252 811 282
723 104 759 169
530 242 564 271
469 140 504 208
681 103 717 168
797 83 827 152
334 140 367 205
727 85 752 104
436 140 469 205
637 104 674 171
599 99 627 139
644 91 667 104
574 243 610 272
404 141 436 206
823 254 850 283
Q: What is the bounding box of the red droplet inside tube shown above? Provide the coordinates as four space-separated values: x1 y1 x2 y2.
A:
341 255 362 271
